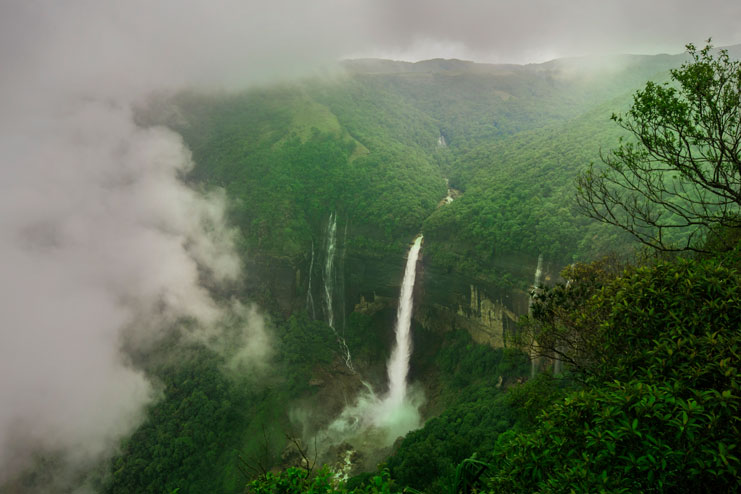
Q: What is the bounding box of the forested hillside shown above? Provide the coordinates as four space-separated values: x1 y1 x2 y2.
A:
142 51 692 288
5 0 741 492
87 45 741 494
243 44 741 494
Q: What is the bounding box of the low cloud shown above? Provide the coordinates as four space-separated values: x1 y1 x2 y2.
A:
0 95 272 486
1 0 740 490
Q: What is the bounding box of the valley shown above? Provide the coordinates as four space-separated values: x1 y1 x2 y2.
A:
3 1 741 492
115 51 671 491
6 45 740 494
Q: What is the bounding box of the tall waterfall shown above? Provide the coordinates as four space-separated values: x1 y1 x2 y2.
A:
323 212 354 372
323 212 338 329
310 235 425 461
386 235 423 407
306 240 316 318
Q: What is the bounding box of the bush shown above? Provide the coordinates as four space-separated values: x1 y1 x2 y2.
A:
245 466 395 494
489 258 741 492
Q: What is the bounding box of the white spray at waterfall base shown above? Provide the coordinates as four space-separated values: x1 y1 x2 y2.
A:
309 235 425 460
385 235 423 409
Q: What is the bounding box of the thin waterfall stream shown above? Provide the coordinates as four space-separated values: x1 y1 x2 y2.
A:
306 240 316 318
529 253 544 377
323 212 337 328
323 212 355 373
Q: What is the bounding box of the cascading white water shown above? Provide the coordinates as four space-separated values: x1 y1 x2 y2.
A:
386 235 423 407
323 212 337 328
306 240 316 318
442 178 454 205
528 254 544 308
323 212 355 372
533 253 543 290
309 235 425 466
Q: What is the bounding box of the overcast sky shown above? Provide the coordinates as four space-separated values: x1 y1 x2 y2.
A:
359 0 741 63
0 0 739 490
2 0 740 95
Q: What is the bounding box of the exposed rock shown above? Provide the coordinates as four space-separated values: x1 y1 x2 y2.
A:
415 283 522 349
354 294 392 316
461 284 519 347
327 443 360 482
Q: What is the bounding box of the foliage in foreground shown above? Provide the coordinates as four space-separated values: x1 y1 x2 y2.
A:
246 466 393 494
489 258 741 493
577 43 741 253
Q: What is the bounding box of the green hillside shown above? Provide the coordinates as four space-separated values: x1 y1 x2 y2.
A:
95 46 741 494
142 51 687 281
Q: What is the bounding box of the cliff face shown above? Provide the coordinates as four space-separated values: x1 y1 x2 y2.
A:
415 284 523 348
248 246 548 352
414 263 530 349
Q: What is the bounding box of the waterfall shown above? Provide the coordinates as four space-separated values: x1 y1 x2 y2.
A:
323 212 355 372
386 235 423 407
306 240 316 318
528 254 544 309
309 235 425 462
442 178 454 205
553 353 563 375
533 253 544 289
323 212 337 329
529 253 543 378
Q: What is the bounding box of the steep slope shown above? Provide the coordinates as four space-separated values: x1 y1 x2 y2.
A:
107 48 717 492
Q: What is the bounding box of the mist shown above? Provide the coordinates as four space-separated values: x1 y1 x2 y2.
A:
353 0 741 63
0 0 356 487
1 0 740 490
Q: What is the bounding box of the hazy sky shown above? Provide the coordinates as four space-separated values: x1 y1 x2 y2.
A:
2 1 739 94
360 0 741 63
0 0 739 490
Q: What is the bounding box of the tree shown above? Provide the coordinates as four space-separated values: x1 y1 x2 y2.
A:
491 259 741 493
520 256 625 380
577 42 741 252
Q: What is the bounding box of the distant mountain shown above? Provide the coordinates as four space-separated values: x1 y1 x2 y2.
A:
102 44 741 493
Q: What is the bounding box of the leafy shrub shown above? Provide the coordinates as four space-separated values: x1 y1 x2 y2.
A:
246 466 395 494
489 258 741 492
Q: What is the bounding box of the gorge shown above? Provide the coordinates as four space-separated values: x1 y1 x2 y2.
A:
5 41 740 494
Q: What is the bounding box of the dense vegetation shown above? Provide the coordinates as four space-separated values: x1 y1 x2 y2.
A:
384 333 534 493
395 44 740 493
141 51 694 291
242 247 741 494
157 85 446 263
98 45 741 494
101 315 342 494
488 257 741 492
421 103 636 281
104 341 256 493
